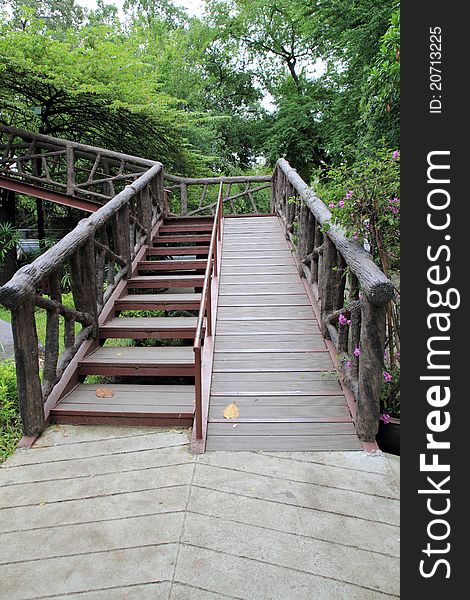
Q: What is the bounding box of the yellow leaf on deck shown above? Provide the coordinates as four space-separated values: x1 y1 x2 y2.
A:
223 402 240 419
96 387 114 399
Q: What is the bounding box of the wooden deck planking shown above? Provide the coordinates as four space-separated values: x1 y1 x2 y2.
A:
205 215 360 451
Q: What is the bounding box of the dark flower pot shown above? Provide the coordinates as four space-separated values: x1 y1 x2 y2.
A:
376 417 400 456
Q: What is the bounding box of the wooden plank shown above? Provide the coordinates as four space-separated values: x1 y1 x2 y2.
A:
100 317 199 339
115 293 201 311
147 246 209 256
137 260 206 271
215 334 325 352
218 295 310 306
209 395 347 406
206 434 362 451
154 234 211 243
128 274 204 288
207 422 358 436
217 306 314 320
211 380 342 395
52 403 193 416
213 352 333 372
219 284 306 295
209 404 350 419
220 275 301 284
221 266 295 275
215 320 320 334
102 317 198 329
60 383 195 405
222 257 295 266
81 346 193 362
212 370 340 382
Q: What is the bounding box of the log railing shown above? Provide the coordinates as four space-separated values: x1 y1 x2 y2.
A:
193 183 223 441
273 159 395 442
0 126 155 207
164 174 272 216
0 163 165 437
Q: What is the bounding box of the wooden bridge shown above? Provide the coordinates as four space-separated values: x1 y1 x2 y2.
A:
0 126 395 453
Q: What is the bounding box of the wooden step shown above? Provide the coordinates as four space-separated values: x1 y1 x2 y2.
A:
128 274 204 289
137 259 207 272
164 216 213 224
147 246 210 256
160 224 213 234
78 346 195 377
100 317 200 339
115 293 201 311
154 235 211 244
50 383 194 427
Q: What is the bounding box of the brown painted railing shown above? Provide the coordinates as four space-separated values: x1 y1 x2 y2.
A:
193 183 224 440
0 163 165 437
164 173 271 216
273 159 396 442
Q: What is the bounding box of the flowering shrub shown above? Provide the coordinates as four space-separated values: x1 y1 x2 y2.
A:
380 360 400 419
320 146 400 274
317 145 400 422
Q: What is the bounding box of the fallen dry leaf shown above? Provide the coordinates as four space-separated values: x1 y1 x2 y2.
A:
223 402 240 419
95 387 114 399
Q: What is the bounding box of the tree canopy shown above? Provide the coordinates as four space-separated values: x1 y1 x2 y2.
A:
0 0 400 177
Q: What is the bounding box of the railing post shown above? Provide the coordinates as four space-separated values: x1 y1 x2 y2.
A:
206 290 212 337
69 238 98 337
140 185 152 241
180 183 188 215
318 236 338 338
66 145 75 196
11 299 45 436
356 297 387 441
194 347 203 439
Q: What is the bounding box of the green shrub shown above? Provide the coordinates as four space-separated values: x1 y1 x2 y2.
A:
0 359 21 463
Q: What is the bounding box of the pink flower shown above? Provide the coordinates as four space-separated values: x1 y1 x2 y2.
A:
354 233 359 241
328 203 335 209
347 319 352 325
393 150 399 159
383 371 393 383
338 200 345 208
339 314 347 326
346 190 353 199
346 361 351 369
353 347 360 357
380 413 391 424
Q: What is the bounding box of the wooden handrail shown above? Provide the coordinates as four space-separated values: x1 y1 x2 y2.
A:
277 159 393 306
0 162 165 437
273 159 396 443
0 125 156 169
193 183 223 440
0 164 162 309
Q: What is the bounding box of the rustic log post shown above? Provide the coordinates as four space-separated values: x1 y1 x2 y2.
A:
270 170 276 213
42 272 61 393
356 297 387 441
349 274 361 382
66 145 75 196
113 205 131 272
318 236 338 338
311 221 322 286
11 299 45 436
69 238 98 336
298 200 310 261
334 251 347 311
140 185 152 241
180 183 188 215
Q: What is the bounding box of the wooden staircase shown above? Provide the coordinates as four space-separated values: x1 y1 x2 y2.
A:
50 216 214 427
